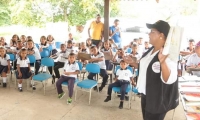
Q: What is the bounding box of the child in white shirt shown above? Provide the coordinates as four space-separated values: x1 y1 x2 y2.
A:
16 48 33 92
104 60 134 109
56 53 79 104
39 36 49 52
0 47 10 87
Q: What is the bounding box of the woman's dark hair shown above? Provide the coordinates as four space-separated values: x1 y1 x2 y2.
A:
189 39 195 43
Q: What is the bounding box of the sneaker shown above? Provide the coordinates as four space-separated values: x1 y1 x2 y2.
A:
3 83 7 88
119 101 123 109
18 87 23 92
52 75 55 84
125 96 129 101
67 98 72 104
58 92 65 99
32 85 36 90
104 96 111 102
99 86 103 92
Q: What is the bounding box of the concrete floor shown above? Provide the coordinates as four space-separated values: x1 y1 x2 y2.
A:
0 78 186 120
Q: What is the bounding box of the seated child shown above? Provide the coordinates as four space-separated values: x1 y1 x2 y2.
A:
88 45 108 91
39 36 49 52
113 48 125 63
48 44 68 84
104 60 134 109
143 41 150 54
101 40 113 70
66 40 75 54
16 48 34 91
27 40 41 75
128 44 141 61
86 38 92 48
12 40 23 70
47 35 57 55
20 35 26 47
56 53 79 104
0 47 10 87
78 42 89 65
0 37 9 48
10 34 19 47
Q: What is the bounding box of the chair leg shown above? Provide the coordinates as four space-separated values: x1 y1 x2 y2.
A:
44 81 46 95
89 89 92 105
172 109 175 120
75 89 77 101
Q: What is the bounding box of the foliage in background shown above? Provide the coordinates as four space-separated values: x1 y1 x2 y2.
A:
0 0 11 26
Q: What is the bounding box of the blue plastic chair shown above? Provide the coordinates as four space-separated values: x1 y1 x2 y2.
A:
75 63 100 105
113 65 134 108
32 58 54 95
126 48 132 54
55 42 62 49
35 43 39 49
40 48 50 58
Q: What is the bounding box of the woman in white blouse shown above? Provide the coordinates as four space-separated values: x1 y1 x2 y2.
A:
130 20 178 120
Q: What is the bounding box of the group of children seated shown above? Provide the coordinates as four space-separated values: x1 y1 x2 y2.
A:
0 34 151 108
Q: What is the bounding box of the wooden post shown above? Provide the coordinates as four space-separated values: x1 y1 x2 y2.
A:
104 0 110 41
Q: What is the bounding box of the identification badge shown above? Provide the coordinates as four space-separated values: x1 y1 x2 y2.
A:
152 61 160 73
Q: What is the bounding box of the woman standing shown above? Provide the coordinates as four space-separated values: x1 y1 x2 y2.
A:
131 20 179 120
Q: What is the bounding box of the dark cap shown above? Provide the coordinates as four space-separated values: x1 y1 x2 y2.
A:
146 20 170 38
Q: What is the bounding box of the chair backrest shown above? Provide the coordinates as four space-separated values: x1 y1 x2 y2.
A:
48 45 53 51
55 42 62 49
115 65 133 74
40 48 50 58
77 62 83 71
35 43 39 49
86 63 100 73
27 55 36 63
127 48 132 54
41 58 54 67
7 53 15 61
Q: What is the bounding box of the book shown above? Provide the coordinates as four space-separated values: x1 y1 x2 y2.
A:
123 56 137 64
186 106 200 113
183 93 200 102
186 113 200 120
162 26 184 62
77 53 91 61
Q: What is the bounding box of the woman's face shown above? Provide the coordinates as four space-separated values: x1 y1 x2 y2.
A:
148 28 162 45
41 38 46 44
13 35 18 41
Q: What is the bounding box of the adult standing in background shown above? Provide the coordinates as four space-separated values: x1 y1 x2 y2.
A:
109 19 122 48
88 14 104 48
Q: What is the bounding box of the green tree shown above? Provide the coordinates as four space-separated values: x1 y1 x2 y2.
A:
0 0 11 26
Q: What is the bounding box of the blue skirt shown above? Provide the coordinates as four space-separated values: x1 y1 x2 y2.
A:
0 65 8 74
16 67 32 79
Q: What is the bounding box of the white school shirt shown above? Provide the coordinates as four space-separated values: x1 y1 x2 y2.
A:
91 52 106 69
128 52 141 60
28 47 41 60
39 43 49 49
56 51 68 63
66 47 74 53
138 44 144 56
137 49 178 95
186 53 200 77
116 69 133 81
0 54 10 66
17 57 30 67
63 61 79 78
48 41 56 49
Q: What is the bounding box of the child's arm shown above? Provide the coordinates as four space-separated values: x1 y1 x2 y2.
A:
28 63 31 72
7 60 10 73
89 57 104 62
64 70 80 75
130 77 136 86
109 49 113 56
17 64 22 78
112 52 118 62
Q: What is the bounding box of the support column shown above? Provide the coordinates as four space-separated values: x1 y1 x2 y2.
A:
104 0 110 41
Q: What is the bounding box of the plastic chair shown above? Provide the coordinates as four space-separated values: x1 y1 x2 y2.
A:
113 65 133 108
75 63 100 105
32 58 54 95
8 53 16 86
55 42 62 49
35 43 39 49
126 48 132 54
40 48 50 58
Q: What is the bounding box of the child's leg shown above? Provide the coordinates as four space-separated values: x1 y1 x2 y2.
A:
67 78 75 98
18 79 22 87
35 60 41 75
99 69 108 88
56 76 67 94
87 73 96 80
2 72 7 83
54 62 64 79
107 80 121 96
120 82 129 101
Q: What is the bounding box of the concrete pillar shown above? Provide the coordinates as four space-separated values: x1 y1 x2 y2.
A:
104 0 110 41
